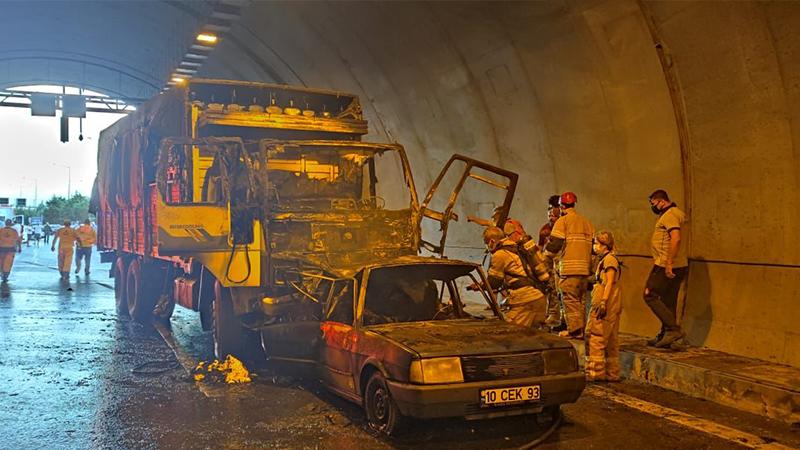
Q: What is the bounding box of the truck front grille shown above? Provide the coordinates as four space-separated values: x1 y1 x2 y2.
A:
461 352 545 382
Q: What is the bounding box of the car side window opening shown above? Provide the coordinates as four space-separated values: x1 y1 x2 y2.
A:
362 265 499 326
327 280 356 325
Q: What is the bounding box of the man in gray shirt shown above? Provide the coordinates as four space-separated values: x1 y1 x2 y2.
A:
644 189 688 349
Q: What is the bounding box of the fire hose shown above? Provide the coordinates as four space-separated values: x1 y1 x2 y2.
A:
517 407 563 450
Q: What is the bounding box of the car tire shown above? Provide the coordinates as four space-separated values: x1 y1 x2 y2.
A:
126 259 156 323
364 371 405 436
114 257 129 318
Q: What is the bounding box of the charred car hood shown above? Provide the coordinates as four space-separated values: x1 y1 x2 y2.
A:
364 319 572 358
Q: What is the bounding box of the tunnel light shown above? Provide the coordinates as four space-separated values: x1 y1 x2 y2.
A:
196 33 218 44
171 76 187 84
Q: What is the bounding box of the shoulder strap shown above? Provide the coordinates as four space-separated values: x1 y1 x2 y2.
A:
597 253 623 280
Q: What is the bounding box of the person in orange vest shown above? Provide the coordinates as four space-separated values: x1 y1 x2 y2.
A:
0 219 21 282
585 231 623 382
545 192 595 339
51 220 79 280
75 219 97 276
469 226 547 328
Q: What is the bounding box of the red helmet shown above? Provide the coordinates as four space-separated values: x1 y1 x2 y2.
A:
560 191 577 206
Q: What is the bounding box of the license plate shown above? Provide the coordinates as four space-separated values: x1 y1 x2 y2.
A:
480 385 541 406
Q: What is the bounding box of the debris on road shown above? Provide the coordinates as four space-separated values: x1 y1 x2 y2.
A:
194 356 252 384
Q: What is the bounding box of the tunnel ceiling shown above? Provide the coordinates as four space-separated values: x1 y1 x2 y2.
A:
0 1 220 102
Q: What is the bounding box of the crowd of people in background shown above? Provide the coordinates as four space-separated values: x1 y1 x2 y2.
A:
0 218 96 283
478 189 688 382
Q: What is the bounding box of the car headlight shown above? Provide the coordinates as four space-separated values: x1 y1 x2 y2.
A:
409 357 464 384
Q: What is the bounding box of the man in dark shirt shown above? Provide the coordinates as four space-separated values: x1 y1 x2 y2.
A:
539 195 562 327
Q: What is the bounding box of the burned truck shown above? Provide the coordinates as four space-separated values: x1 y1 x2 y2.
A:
93 79 584 434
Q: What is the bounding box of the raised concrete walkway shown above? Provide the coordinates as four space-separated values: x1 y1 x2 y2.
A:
571 334 800 425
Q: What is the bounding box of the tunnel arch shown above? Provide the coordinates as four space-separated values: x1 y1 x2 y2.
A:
0 54 162 102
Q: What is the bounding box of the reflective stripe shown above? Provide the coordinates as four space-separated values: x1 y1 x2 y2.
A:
551 211 594 276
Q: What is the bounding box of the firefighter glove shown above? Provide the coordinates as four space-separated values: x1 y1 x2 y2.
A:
592 300 607 319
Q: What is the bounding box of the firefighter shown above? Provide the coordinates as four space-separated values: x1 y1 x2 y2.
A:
51 220 79 280
538 195 562 247
585 230 622 382
0 219 21 282
645 189 689 348
545 192 595 339
539 195 563 327
12 221 23 252
471 226 547 328
75 219 96 275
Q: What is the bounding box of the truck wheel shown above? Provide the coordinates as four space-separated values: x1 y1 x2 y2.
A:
114 257 129 317
153 293 176 323
126 259 156 323
213 282 245 360
152 266 175 323
364 372 405 436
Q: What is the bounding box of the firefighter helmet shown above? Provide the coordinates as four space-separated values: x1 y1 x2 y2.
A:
560 191 577 206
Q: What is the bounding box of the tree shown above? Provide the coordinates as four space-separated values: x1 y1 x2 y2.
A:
18 193 92 225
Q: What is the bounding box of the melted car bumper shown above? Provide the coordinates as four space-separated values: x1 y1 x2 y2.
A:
386 372 585 420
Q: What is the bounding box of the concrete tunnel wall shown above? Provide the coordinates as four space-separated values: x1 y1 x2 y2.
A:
197 0 800 368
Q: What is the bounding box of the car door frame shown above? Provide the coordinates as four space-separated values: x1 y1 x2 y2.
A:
259 271 344 370
319 276 361 398
419 154 519 257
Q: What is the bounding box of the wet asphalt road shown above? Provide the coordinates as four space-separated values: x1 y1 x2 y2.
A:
1 246 798 449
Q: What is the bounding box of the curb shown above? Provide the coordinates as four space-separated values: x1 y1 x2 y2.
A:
570 338 800 424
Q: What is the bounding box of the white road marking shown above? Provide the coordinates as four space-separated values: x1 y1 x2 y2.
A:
588 386 796 449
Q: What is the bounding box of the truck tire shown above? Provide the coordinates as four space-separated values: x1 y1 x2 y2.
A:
126 259 156 323
152 265 175 323
364 371 405 436
114 257 129 318
213 281 245 360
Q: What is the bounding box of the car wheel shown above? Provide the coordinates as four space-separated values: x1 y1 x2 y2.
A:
126 259 156 323
364 371 405 436
114 257 128 318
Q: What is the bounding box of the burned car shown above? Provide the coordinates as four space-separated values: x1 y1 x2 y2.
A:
260 257 585 435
